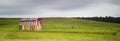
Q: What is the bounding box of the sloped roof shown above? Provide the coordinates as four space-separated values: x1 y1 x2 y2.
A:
20 18 41 22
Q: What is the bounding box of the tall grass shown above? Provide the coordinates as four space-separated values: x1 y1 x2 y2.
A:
0 18 120 41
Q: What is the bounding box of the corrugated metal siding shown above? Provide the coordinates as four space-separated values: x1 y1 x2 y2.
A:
20 18 42 30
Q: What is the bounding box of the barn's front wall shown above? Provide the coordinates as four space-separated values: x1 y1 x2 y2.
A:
20 18 42 30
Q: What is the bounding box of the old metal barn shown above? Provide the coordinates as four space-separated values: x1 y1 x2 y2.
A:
20 18 42 30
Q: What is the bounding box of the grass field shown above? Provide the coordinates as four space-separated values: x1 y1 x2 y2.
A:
0 18 120 41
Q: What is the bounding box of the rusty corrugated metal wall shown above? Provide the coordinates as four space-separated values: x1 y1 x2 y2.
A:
20 18 42 30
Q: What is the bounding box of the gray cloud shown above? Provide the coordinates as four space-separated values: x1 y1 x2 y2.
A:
109 0 120 5
0 0 120 17
49 0 95 10
0 0 36 15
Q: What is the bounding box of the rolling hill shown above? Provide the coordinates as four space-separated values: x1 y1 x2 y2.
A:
0 18 120 41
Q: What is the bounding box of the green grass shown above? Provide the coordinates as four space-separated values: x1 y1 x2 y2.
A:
0 18 120 41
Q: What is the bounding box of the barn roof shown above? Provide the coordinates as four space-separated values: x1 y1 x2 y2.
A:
20 18 42 22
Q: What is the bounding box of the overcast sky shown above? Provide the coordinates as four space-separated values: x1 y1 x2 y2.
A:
0 0 120 17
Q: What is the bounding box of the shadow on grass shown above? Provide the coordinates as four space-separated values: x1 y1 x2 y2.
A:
11 30 113 35
4 32 40 39
0 30 113 35
42 31 112 35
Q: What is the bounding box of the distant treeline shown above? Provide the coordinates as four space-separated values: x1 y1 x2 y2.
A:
76 16 120 23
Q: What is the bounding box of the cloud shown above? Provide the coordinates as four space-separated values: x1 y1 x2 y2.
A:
0 0 120 17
